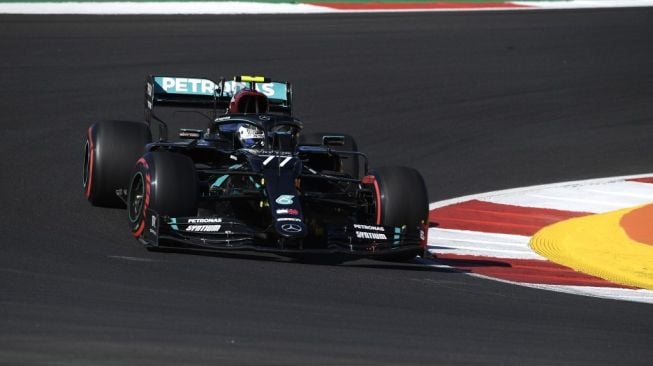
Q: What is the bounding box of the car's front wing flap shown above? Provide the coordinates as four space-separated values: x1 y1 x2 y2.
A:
325 223 424 255
141 209 258 249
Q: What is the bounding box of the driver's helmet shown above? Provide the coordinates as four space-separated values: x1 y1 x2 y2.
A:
236 124 265 148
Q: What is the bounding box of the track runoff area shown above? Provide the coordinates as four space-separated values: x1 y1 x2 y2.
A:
2 0 653 14
426 174 653 304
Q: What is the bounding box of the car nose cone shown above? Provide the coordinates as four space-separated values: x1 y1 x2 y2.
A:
274 221 307 238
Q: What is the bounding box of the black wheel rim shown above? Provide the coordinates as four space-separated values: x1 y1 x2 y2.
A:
82 140 90 189
128 172 145 225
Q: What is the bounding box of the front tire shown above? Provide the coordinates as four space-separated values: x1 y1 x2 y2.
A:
128 151 199 238
83 120 151 207
369 166 429 261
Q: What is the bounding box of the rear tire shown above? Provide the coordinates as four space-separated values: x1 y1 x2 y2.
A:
299 132 359 178
369 166 428 262
83 120 151 207
127 151 198 238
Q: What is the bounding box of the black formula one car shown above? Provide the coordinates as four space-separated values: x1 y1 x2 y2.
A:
83 75 429 261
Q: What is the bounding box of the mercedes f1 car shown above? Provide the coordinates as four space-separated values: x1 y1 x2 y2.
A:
83 75 429 261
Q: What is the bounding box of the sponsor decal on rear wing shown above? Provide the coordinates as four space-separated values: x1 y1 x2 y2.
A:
224 79 289 104
145 75 292 111
145 76 220 109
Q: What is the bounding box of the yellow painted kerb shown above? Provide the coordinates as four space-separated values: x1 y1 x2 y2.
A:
530 205 653 290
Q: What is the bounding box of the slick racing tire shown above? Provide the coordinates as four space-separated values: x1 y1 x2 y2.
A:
299 132 359 178
369 166 429 262
83 120 152 207
127 151 198 238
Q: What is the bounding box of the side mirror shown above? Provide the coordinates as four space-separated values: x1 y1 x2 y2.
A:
322 135 346 146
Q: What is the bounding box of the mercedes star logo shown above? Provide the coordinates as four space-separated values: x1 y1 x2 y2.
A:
281 224 302 233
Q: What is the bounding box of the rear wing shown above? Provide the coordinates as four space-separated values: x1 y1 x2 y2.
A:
145 75 293 114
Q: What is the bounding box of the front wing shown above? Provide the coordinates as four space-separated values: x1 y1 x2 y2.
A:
140 209 425 256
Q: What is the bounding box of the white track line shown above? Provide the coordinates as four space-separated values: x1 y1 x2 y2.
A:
430 173 653 210
514 0 653 8
0 2 331 15
481 181 653 213
472 273 653 304
428 228 543 260
2 1 653 15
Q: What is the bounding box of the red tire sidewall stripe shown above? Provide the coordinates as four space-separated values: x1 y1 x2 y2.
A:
132 157 150 238
372 178 382 225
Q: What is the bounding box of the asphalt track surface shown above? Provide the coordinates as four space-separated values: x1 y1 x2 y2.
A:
1 9 653 365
